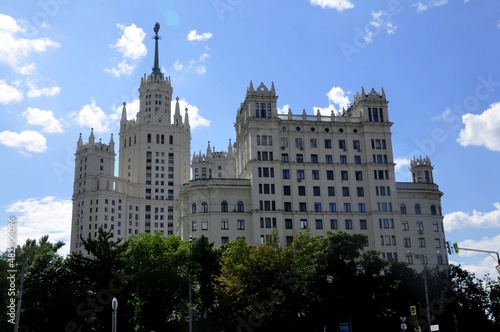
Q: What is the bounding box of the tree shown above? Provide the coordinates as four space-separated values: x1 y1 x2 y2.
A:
124 232 189 331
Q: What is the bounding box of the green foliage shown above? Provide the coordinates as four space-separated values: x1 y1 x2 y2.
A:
1 232 498 332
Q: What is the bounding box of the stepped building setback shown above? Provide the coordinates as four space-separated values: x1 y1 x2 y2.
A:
70 23 448 270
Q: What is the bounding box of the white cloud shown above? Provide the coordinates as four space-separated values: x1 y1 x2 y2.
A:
173 53 210 75
70 98 110 132
444 202 500 232
370 10 397 35
0 80 23 104
394 157 412 181
187 29 213 42
0 14 60 74
413 0 448 12
0 130 47 153
105 23 147 77
26 79 61 98
0 196 72 256
313 86 350 116
172 98 210 129
457 102 500 151
110 99 140 122
309 0 354 11
448 234 500 279
277 104 291 115
22 107 65 133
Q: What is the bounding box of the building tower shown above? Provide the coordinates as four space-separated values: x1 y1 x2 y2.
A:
70 22 191 253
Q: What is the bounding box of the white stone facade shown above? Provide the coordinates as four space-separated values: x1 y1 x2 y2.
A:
70 33 447 269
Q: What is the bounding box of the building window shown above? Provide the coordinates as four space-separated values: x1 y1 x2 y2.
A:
315 219 323 229
221 201 228 212
312 170 320 180
285 219 293 229
296 154 304 163
418 238 426 248
283 186 291 196
314 202 322 212
192 203 197 214
325 155 333 164
345 219 353 229
341 171 348 181
192 221 198 231
299 202 307 212
330 219 338 229
298 186 306 196
356 187 364 197
329 202 336 212
354 155 361 164
297 170 305 180
342 187 350 196
313 186 321 196
202 202 208 213
416 221 424 231
343 203 351 212
311 154 318 163
281 154 289 162
300 219 308 229
282 169 290 179
237 201 244 212
415 204 421 215
221 236 229 245
202 220 208 230
237 220 245 230
340 155 347 164
402 221 409 231
326 170 334 180
358 203 366 212
433 222 439 232
328 187 335 196
295 138 303 149
431 205 437 215
284 202 292 212
338 139 346 150
359 219 367 230
400 203 407 214
221 220 229 230
404 237 411 248
324 139 332 148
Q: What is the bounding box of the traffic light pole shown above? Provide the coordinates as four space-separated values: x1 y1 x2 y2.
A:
457 247 500 275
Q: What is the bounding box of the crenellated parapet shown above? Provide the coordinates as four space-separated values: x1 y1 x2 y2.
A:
76 130 115 153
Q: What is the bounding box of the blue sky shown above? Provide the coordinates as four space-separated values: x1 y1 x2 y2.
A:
1 0 499 278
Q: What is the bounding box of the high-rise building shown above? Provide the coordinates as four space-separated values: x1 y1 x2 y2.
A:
70 24 447 270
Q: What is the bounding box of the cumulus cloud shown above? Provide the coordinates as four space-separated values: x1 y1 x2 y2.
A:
172 98 210 129
457 102 500 151
22 107 65 133
110 99 141 122
444 202 500 232
0 14 60 74
309 0 354 11
70 98 110 132
173 53 210 75
0 79 23 104
105 23 147 77
394 157 412 181
187 29 213 42
0 130 47 153
413 0 448 12
313 86 350 116
277 104 291 115
26 79 61 98
0 196 72 256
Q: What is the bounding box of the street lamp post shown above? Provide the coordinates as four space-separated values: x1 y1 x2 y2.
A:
112 297 118 332
409 251 439 332
189 235 193 332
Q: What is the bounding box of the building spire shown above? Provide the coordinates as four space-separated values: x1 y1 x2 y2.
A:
151 22 163 79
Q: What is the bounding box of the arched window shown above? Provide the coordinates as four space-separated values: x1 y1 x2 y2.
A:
237 201 244 212
161 135 164 144
169 135 173 144
415 204 421 215
156 134 160 144
221 201 228 212
192 203 197 214
147 133 151 143
430 205 437 215
202 202 208 213
400 203 407 215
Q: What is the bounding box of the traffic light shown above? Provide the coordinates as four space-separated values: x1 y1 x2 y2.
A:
410 306 417 316
453 242 459 254
446 241 452 255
